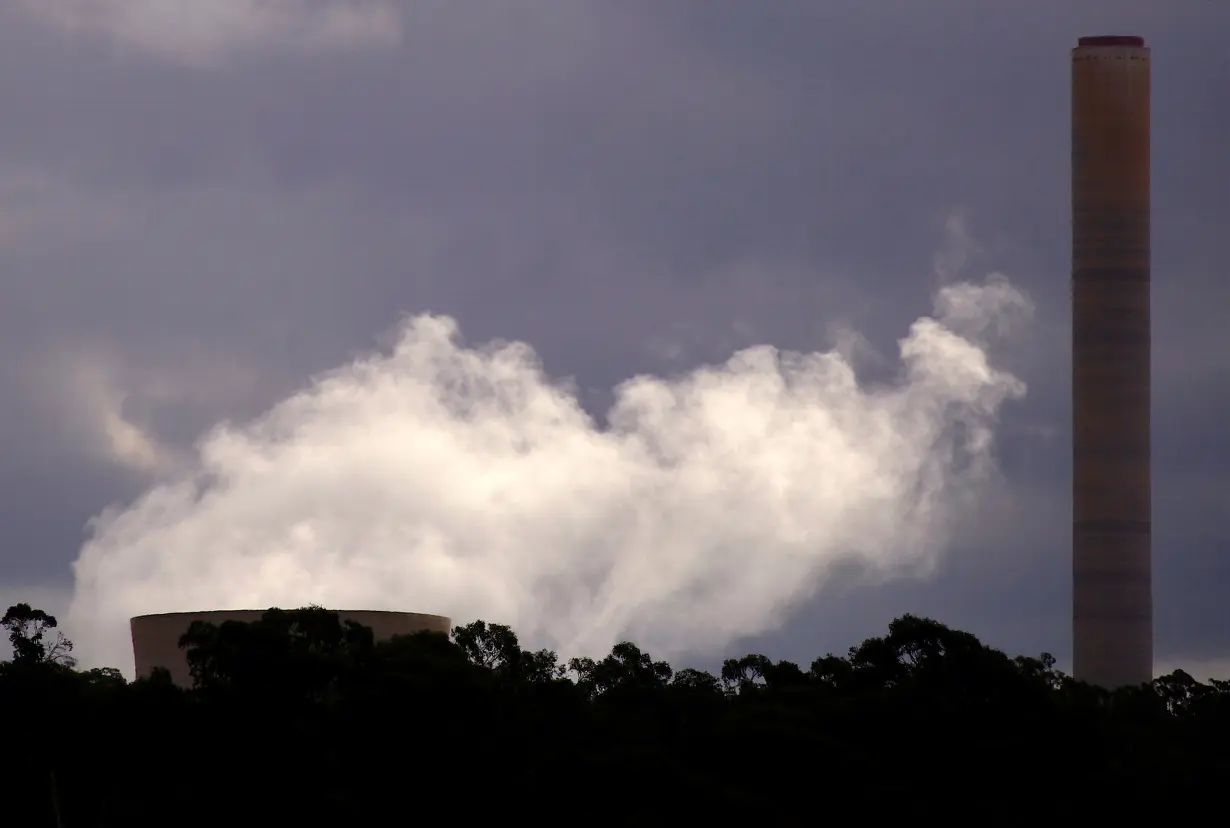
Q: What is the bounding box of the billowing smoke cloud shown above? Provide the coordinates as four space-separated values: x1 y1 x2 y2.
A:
67 276 1031 674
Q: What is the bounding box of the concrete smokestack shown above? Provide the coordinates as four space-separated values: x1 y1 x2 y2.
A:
1071 35 1152 688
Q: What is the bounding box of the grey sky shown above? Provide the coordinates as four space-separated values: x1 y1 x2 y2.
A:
1 1 1227 674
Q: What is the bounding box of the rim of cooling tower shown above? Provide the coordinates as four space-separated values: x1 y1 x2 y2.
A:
130 609 455 686
130 608 451 622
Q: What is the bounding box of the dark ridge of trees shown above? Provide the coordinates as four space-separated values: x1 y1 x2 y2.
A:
3 603 1229 825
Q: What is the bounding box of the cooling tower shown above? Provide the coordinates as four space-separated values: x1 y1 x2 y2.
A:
1071 35 1152 688
130 609 453 687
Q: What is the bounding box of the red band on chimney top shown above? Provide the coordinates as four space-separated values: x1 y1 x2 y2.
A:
1078 36 1145 47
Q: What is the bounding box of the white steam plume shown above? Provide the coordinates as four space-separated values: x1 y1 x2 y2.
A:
68 276 1032 674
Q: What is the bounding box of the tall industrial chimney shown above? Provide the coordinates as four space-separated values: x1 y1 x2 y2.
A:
1071 35 1152 688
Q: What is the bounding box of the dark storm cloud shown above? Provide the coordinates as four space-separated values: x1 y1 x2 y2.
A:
0 0 1227 670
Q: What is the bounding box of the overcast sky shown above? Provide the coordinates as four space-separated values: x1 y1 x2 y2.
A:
1 0 1227 677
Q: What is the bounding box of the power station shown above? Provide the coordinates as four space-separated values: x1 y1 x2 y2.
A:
1071 35 1152 688
131 609 452 687
120 37 1154 693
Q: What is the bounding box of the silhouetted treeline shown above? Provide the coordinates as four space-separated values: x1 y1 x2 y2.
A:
3 602 1229 825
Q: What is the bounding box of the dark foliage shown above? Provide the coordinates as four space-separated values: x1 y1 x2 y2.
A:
2 603 1226 825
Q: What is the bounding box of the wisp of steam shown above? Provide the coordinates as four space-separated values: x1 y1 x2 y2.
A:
68 276 1032 674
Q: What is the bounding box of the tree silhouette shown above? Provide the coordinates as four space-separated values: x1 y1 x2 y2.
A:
1 603 75 667
2 601 1229 823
